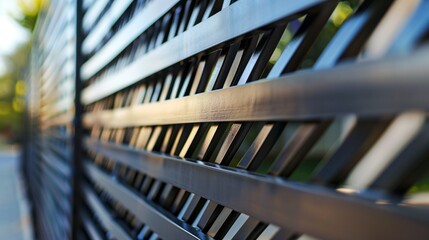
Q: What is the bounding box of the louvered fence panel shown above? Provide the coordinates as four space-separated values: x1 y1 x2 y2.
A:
26 0 429 239
25 0 77 239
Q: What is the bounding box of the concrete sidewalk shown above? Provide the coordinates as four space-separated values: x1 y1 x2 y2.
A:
0 150 33 240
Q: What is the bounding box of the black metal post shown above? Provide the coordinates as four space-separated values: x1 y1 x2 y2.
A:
71 0 84 239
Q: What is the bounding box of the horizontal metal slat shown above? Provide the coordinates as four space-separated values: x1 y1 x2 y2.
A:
82 0 180 79
39 137 72 161
84 186 132 240
43 131 72 143
40 112 73 128
41 151 71 178
37 162 71 216
82 0 327 104
31 181 59 240
82 0 133 54
40 97 74 119
83 0 109 31
84 46 429 128
38 156 71 196
83 0 94 10
81 211 104 240
38 178 69 239
41 76 74 105
85 162 211 240
84 137 429 240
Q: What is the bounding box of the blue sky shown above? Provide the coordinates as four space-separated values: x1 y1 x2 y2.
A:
0 1 30 75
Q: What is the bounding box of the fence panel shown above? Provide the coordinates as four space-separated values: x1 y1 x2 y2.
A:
25 0 429 239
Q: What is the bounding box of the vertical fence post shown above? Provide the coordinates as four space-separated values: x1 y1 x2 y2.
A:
71 0 84 239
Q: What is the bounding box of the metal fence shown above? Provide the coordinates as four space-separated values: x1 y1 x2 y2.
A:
24 0 429 239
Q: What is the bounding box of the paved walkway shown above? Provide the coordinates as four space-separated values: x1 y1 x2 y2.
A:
0 150 33 240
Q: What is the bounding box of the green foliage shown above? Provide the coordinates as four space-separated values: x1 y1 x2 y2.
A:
0 0 44 142
13 14 38 32
0 42 31 140
299 0 362 69
14 0 46 31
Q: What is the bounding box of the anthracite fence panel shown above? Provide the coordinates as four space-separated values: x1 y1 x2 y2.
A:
24 0 429 239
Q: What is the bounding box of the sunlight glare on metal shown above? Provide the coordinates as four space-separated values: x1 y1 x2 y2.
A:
336 187 359 195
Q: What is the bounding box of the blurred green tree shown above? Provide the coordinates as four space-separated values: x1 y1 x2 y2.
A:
14 0 46 31
0 0 45 142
